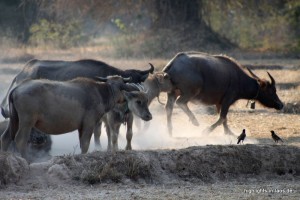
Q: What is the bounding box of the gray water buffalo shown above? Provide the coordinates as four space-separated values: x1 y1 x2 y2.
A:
0 120 52 158
1 59 154 118
0 77 152 159
94 71 172 151
163 52 284 136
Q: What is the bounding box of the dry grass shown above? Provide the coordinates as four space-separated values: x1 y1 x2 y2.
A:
47 145 300 185
0 152 29 186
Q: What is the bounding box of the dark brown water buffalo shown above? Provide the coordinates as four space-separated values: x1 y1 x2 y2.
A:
94 71 172 151
163 52 284 136
0 77 152 160
0 120 52 159
1 59 154 118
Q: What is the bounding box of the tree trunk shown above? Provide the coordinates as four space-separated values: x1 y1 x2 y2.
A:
154 0 201 27
153 0 235 51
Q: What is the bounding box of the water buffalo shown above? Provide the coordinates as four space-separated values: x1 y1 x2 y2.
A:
1 59 154 118
0 120 52 156
0 77 152 160
163 52 284 136
94 71 172 151
132 70 173 130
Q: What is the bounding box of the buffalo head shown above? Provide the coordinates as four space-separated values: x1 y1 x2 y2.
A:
122 90 152 121
154 72 173 93
247 68 284 110
125 63 155 83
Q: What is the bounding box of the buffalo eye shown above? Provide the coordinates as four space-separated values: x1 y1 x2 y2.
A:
136 100 142 105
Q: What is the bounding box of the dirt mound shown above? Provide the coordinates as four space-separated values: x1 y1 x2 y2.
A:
1 145 299 186
0 152 29 186
53 145 300 185
1 145 299 199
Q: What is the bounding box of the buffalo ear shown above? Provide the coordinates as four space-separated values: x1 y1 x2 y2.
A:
258 80 267 90
156 74 164 84
122 90 134 101
156 72 170 84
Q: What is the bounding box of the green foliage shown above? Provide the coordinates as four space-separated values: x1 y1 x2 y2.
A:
108 18 134 57
286 1 300 51
112 18 127 33
2 0 299 54
202 0 300 52
29 19 88 49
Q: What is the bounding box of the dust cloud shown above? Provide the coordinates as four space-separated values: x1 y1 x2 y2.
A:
50 108 258 157
130 113 258 150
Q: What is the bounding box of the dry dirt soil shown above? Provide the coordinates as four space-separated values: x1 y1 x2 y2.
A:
0 51 299 199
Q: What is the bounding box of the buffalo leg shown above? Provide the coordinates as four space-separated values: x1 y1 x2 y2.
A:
134 116 142 131
222 118 234 135
219 99 235 135
1 114 18 151
165 92 176 136
1 128 11 151
111 123 121 153
203 117 225 134
104 120 112 151
79 127 94 154
125 113 134 150
143 121 150 131
135 118 150 133
93 121 102 149
15 127 31 159
203 100 233 134
176 95 199 126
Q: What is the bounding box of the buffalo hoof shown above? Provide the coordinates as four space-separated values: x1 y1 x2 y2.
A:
202 127 212 135
190 118 200 126
224 129 235 135
125 145 132 150
94 143 102 151
168 131 173 138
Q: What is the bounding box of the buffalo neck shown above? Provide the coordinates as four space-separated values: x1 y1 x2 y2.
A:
239 75 260 100
143 78 160 105
96 84 123 112
109 85 124 108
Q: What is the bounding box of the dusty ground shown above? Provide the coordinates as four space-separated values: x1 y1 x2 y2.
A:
1 145 300 200
0 51 299 199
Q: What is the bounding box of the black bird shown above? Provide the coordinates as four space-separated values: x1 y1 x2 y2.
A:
237 129 246 144
271 130 283 143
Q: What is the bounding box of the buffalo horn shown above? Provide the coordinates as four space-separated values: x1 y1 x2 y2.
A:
246 67 259 80
163 72 170 79
148 63 155 74
267 72 275 85
123 77 132 83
